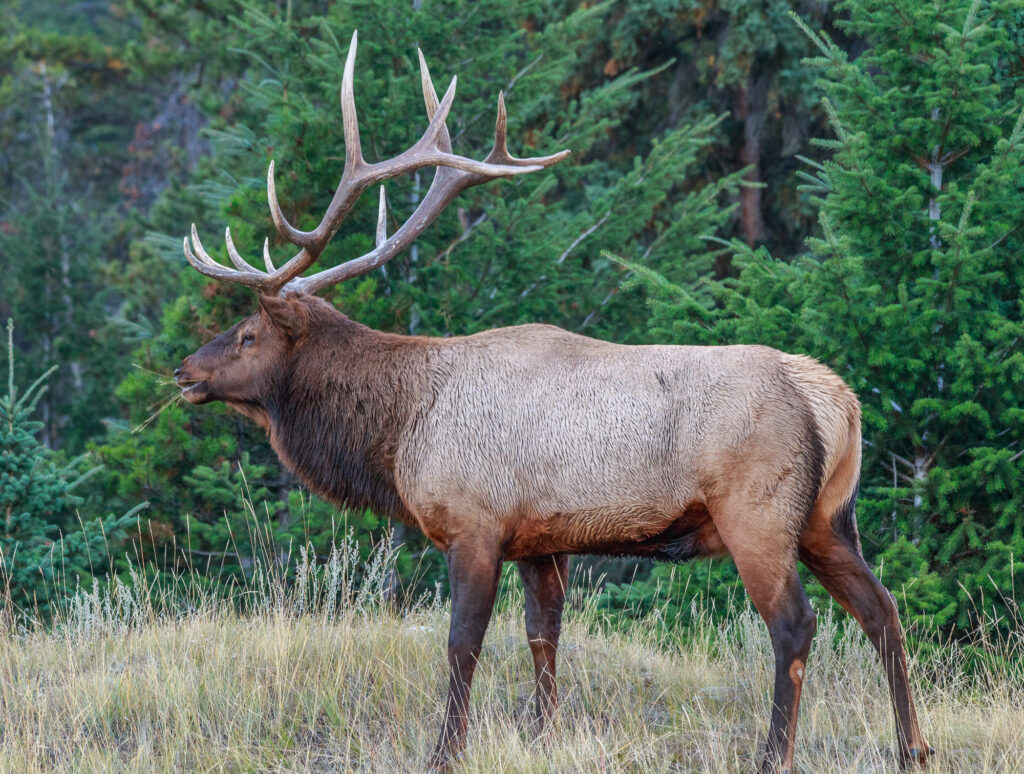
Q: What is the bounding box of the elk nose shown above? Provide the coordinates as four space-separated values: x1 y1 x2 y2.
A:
173 367 182 379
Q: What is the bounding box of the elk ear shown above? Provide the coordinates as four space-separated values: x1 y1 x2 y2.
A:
258 294 309 341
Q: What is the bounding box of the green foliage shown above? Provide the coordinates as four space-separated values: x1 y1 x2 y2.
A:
6 0 1023 640
629 0 1024 631
0 4 173 450
540 0 841 253
0 321 144 616
91 0 746 595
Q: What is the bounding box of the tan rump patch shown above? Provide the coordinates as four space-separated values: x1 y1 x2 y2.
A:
780 353 860 487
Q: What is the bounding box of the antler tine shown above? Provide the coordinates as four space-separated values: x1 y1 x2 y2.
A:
484 91 570 168
494 91 508 156
266 160 307 246
376 186 387 247
185 33 570 298
262 238 275 272
417 49 439 120
184 236 219 278
417 48 452 154
183 235 212 273
225 227 262 273
417 75 458 153
189 224 223 269
340 30 363 170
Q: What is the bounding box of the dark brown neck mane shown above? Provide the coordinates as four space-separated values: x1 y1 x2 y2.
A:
263 302 426 524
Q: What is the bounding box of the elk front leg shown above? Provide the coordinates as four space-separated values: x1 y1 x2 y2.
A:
517 554 569 735
429 537 502 770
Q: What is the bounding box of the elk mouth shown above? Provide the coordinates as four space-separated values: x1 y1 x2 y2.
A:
176 377 211 404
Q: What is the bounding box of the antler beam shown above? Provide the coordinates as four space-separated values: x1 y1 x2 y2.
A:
184 31 569 296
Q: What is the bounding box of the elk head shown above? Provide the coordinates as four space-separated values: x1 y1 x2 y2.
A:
174 295 308 409
174 31 567 410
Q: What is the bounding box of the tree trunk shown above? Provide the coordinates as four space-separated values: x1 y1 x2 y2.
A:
734 74 769 248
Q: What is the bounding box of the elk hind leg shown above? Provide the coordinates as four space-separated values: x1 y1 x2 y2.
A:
757 567 816 774
713 500 816 774
799 521 930 768
517 553 569 735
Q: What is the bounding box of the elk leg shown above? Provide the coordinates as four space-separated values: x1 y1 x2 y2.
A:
517 553 569 734
799 532 930 768
429 537 502 770
716 515 816 774
752 569 816 774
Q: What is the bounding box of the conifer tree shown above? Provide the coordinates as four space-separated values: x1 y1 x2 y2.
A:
553 0 844 255
0 321 143 617
94 0 745 590
0 7 171 450
631 0 1024 630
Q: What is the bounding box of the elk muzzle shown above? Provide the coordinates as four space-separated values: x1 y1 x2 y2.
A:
174 357 212 404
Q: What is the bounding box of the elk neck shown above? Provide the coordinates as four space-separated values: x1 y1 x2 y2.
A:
264 309 428 525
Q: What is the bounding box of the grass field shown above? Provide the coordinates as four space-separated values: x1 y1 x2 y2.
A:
0 539 1020 773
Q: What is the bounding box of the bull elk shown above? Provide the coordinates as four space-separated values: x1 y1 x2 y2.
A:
174 31 930 772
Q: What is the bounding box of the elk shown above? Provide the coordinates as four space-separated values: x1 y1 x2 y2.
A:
174 32 930 772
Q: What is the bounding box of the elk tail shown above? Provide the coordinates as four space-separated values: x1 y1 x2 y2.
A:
782 353 864 554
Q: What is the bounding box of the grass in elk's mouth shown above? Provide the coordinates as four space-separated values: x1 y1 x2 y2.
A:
0 528 1020 774
132 388 184 433
130 363 188 432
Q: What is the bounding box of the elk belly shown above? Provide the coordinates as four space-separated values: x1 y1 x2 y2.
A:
499 501 726 561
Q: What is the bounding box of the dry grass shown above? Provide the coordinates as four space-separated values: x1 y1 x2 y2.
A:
0 539 1020 773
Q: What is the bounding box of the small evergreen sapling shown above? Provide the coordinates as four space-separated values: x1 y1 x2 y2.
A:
0 320 144 618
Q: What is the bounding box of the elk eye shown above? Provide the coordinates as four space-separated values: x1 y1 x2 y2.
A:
242 333 255 344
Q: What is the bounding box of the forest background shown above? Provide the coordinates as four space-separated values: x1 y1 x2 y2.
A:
1 0 1022 642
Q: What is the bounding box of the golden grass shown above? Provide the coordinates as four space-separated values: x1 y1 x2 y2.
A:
0 545 1020 773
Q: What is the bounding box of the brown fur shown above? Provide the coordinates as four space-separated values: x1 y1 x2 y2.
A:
175 293 929 771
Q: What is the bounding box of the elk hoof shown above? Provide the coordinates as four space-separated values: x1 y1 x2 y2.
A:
901 744 933 768
756 758 789 774
428 747 466 772
426 755 453 773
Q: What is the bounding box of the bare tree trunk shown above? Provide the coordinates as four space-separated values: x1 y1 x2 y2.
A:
39 63 57 449
915 108 946 536
928 108 943 251
37 63 81 449
407 169 422 334
734 75 768 248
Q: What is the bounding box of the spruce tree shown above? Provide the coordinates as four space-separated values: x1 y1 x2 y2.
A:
0 5 173 450
0 321 143 617
94 0 745 591
631 0 1024 631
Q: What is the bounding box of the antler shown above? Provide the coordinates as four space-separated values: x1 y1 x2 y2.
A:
184 31 569 296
